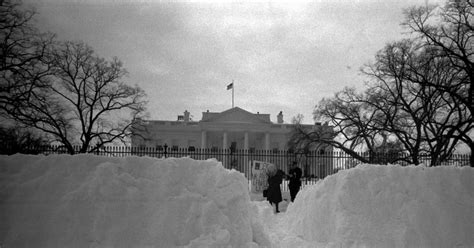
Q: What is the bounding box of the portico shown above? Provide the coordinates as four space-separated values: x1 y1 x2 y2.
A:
201 130 273 150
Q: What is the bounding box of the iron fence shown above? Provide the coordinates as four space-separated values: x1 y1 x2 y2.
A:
1 144 471 190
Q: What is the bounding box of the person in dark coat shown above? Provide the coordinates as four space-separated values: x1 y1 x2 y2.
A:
288 161 302 202
266 166 284 213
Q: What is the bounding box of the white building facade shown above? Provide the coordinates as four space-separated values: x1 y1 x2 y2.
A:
132 107 325 151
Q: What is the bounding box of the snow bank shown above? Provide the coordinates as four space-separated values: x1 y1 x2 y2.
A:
0 154 269 248
283 164 474 248
2 155 473 248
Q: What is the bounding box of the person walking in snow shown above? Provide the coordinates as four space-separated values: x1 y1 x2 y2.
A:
266 164 283 213
288 161 302 202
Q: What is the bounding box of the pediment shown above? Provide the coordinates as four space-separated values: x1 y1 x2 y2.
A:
201 107 272 124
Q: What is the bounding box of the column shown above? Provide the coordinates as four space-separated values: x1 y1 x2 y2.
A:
201 130 207 149
265 132 270 150
223 132 228 150
244 132 249 150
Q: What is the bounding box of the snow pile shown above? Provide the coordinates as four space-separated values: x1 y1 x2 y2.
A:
2 155 473 248
0 154 269 248
281 164 474 248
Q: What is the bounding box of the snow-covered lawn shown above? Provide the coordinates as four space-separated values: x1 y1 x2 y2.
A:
1 155 473 247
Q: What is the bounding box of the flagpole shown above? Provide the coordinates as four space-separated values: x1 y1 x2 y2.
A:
232 80 234 108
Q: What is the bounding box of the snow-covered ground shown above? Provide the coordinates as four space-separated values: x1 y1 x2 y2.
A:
1 154 473 247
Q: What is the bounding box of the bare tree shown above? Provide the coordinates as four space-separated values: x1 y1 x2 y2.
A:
404 1 473 110
289 87 388 164
0 0 54 116
292 1 472 166
288 114 333 153
404 1 473 165
363 39 470 165
8 41 147 154
295 38 470 166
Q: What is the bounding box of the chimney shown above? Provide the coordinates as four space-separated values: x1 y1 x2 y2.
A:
184 110 190 122
277 111 284 124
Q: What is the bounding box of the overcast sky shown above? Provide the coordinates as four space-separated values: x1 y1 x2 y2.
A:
24 0 442 124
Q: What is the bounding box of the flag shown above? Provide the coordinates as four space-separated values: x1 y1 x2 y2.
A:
227 82 233 90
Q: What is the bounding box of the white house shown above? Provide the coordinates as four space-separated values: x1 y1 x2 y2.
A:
131 107 331 151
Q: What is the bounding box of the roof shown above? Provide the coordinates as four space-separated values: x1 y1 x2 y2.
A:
200 107 272 124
